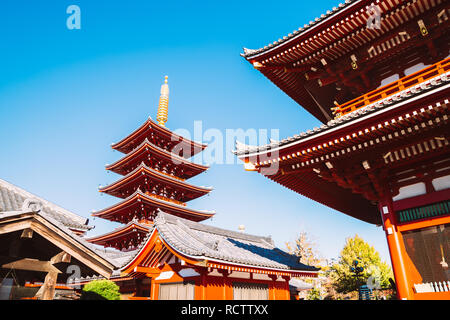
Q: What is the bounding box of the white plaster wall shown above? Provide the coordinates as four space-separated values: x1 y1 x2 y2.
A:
432 175 450 191
393 182 426 201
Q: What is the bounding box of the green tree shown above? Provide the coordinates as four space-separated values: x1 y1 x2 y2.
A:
307 287 321 300
81 279 121 300
330 235 393 294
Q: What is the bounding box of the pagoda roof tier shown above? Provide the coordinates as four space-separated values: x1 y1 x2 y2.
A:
234 73 450 224
121 211 319 278
241 0 450 122
99 163 212 202
91 190 215 223
87 221 151 251
111 117 207 157
106 138 209 179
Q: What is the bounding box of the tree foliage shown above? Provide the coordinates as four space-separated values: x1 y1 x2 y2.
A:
81 279 121 300
330 235 393 293
307 287 321 300
286 231 323 267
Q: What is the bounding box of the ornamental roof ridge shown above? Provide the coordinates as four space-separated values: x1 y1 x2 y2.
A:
233 71 450 156
241 0 357 58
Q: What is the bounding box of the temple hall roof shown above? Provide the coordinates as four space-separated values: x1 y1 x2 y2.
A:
241 0 359 59
121 211 319 273
234 69 450 156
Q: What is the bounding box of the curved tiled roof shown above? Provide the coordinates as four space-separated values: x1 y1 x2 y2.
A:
0 178 92 231
92 189 215 219
234 71 450 156
86 220 151 242
106 138 209 176
241 0 359 58
153 212 319 272
99 162 213 196
80 210 318 281
0 209 121 270
111 116 207 155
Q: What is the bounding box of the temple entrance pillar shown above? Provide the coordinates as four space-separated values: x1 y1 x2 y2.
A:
378 198 414 300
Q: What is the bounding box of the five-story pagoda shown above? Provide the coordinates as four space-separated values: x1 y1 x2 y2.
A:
87 76 214 252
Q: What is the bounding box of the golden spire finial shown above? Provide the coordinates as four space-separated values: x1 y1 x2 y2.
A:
157 75 169 127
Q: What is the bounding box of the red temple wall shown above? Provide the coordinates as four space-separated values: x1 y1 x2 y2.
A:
142 263 291 300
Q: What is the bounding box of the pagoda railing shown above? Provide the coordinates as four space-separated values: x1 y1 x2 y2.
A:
333 57 450 117
128 164 186 181
156 168 186 181
144 191 187 207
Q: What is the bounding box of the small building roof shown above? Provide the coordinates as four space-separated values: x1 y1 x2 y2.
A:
0 208 120 279
0 178 92 232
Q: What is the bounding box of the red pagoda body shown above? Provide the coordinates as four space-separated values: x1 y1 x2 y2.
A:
88 77 214 252
235 0 450 300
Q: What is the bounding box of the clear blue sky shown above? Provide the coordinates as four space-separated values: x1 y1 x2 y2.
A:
0 0 391 265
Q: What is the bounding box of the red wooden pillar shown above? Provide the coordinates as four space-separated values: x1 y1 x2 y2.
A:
150 279 157 300
282 276 291 300
220 269 230 300
200 268 207 300
378 198 414 300
268 275 277 300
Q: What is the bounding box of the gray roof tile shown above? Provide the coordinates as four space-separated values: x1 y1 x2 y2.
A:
241 0 357 58
0 209 120 269
153 211 318 272
0 178 92 231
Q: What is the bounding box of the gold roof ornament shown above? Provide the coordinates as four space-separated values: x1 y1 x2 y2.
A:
157 76 169 127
